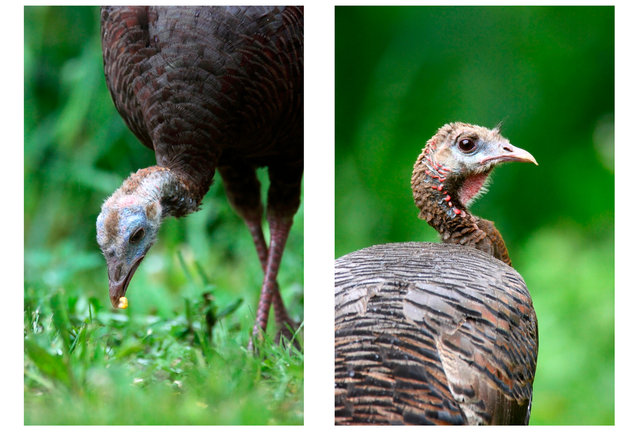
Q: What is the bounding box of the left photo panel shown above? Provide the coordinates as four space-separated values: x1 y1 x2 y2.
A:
24 6 303 424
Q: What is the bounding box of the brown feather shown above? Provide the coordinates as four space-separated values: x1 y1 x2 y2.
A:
98 6 303 337
335 243 538 425
335 123 538 425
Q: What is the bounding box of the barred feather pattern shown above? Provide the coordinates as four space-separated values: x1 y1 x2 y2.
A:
335 242 538 425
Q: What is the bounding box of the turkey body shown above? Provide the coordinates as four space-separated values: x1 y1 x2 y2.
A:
335 242 538 425
334 122 538 424
101 6 303 202
98 6 302 339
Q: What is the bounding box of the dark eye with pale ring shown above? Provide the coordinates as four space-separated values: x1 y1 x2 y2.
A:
458 138 477 153
129 228 145 244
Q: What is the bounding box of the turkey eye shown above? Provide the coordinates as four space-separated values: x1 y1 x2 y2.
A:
458 138 477 153
130 228 145 244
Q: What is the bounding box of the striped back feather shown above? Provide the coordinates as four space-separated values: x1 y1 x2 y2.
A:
335 242 537 425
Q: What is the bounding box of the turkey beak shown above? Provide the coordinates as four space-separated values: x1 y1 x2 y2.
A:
482 143 538 166
107 257 143 308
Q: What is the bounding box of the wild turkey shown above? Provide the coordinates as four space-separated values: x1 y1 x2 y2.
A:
335 122 538 424
95 6 303 342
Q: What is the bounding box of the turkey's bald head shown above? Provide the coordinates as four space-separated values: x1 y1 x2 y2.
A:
96 169 169 308
97 166 201 308
97 194 162 308
413 122 537 217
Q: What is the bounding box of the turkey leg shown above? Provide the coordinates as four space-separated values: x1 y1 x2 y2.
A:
251 214 294 341
218 164 297 343
245 217 298 339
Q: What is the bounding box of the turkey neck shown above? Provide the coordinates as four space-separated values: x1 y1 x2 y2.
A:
411 143 512 266
120 166 204 218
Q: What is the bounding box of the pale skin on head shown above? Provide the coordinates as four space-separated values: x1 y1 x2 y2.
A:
96 167 182 308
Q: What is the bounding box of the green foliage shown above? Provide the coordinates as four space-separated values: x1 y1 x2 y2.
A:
520 226 614 424
24 287 303 424
25 6 303 424
336 6 613 425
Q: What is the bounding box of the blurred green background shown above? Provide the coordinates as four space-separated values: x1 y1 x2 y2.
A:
25 6 303 424
336 6 613 425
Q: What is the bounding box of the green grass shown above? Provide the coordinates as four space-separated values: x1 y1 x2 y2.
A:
24 240 303 425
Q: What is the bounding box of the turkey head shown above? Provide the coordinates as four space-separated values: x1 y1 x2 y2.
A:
411 122 537 265
96 167 186 307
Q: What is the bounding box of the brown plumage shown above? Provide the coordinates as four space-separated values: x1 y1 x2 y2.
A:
335 122 538 424
96 6 303 342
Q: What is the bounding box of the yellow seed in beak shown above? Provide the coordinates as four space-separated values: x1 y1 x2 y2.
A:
118 296 128 309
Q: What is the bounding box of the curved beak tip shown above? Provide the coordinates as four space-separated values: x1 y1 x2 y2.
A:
106 257 144 309
523 153 539 166
524 153 538 166
109 285 125 308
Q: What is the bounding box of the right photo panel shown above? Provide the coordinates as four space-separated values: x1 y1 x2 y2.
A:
334 6 613 425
